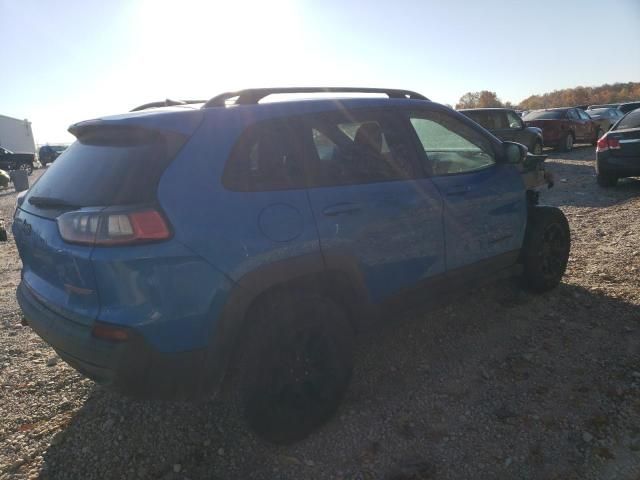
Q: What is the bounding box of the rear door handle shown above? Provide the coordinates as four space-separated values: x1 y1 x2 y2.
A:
444 185 472 196
322 202 363 216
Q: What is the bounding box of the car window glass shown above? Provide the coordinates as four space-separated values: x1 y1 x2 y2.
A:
506 111 522 129
409 111 495 176
616 111 640 130
578 110 590 120
567 110 579 120
223 120 307 191
306 112 417 187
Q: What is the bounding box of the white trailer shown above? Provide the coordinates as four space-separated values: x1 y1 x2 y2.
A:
0 114 36 154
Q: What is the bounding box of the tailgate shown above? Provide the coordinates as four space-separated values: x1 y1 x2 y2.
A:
13 208 100 325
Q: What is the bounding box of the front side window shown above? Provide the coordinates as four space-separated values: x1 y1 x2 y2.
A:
567 109 579 120
409 111 495 176
506 111 522 129
306 112 418 186
577 109 591 120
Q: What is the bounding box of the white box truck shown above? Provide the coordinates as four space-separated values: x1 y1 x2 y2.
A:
0 114 36 154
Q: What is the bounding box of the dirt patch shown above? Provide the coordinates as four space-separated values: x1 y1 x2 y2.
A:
1 151 639 480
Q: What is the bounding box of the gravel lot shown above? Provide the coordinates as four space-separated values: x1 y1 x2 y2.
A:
1 147 639 480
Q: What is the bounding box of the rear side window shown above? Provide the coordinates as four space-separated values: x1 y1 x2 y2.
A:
222 120 307 191
463 111 508 130
27 127 186 206
306 112 418 186
616 111 640 130
224 111 419 191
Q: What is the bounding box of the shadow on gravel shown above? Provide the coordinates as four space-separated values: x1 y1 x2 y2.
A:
36 280 640 480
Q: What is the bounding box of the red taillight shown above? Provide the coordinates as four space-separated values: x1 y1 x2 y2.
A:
57 208 171 246
596 135 621 153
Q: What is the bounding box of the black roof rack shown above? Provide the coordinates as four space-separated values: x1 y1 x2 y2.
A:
130 99 207 112
202 87 429 108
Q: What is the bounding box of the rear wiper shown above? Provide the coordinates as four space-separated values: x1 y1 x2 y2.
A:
28 196 81 210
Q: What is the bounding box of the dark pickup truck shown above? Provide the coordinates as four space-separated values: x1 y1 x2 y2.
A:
459 108 544 154
0 147 35 175
523 108 601 152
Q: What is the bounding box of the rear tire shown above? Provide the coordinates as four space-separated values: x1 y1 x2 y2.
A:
522 206 571 293
18 163 33 175
558 133 574 152
234 291 355 444
596 173 617 188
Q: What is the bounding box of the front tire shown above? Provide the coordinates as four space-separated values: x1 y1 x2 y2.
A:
234 291 355 444
522 206 571 293
531 140 543 155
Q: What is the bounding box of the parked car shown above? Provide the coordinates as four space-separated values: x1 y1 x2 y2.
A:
586 107 624 132
595 108 640 187
523 107 600 152
38 145 67 165
459 108 544 154
0 146 35 175
588 103 621 110
619 101 640 114
13 87 569 444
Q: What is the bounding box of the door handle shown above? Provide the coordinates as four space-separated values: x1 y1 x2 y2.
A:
322 202 363 216
444 185 472 196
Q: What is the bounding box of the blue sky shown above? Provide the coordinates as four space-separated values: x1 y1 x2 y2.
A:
1 0 639 144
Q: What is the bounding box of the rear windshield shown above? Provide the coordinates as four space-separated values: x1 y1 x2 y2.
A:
616 111 640 130
27 127 186 206
620 102 640 114
523 110 565 120
589 104 619 109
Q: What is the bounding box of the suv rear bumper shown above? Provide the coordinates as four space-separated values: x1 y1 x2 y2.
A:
17 281 213 400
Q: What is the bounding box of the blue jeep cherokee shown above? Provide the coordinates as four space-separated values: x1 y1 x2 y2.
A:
13 87 569 443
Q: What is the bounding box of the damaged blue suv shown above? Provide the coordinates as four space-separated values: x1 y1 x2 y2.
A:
13 87 569 443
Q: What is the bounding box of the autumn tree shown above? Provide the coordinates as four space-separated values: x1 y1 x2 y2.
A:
518 82 640 110
455 91 504 109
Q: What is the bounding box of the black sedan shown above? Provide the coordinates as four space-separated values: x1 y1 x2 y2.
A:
596 109 640 187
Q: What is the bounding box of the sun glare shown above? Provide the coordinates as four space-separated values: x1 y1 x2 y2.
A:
131 0 305 95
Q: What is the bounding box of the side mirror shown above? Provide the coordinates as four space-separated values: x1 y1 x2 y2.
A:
503 141 527 164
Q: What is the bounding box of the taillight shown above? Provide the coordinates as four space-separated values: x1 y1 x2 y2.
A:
57 208 171 246
596 135 621 153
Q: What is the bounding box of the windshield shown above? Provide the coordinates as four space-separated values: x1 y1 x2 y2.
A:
523 110 565 120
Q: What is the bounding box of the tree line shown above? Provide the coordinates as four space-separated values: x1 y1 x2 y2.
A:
455 82 640 110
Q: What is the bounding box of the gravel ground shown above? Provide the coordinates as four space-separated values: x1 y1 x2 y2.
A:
1 147 639 480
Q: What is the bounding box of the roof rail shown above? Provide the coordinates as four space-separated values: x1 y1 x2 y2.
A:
202 87 429 108
130 99 207 112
